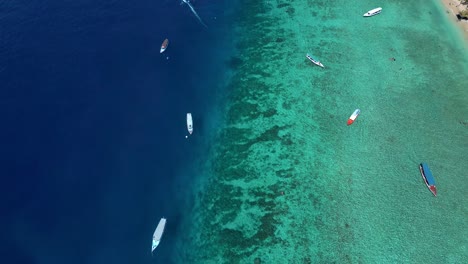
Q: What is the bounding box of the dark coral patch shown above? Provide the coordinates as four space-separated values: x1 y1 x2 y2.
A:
227 56 244 70
263 108 277 118
252 212 278 241
257 125 282 142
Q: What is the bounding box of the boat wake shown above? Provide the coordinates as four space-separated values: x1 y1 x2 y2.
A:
181 0 208 28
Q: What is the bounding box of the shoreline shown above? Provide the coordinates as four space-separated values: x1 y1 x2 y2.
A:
440 0 468 42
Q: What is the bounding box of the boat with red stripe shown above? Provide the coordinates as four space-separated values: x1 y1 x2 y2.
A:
419 163 437 196
347 109 360 125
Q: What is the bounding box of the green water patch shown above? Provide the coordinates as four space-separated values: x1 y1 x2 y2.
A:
177 0 468 263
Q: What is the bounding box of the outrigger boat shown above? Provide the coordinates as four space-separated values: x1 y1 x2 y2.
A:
347 109 361 125
187 113 193 135
419 163 437 196
160 39 169 53
152 218 167 253
363 7 382 17
306 54 324 68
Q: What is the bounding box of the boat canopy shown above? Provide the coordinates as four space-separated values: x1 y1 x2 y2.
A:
421 163 436 185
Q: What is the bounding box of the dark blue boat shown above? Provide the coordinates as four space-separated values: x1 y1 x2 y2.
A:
419 163 437 196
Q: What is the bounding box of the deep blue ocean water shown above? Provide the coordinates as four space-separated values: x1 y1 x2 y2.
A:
0 0 233 263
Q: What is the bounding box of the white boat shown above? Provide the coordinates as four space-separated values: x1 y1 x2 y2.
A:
306 54 324 68
152 218 167 253
347 109 361 126
160 39 169 53
363 7 382 17
187 113 193 134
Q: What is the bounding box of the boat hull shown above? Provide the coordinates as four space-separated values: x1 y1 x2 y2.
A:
160 39 169 53
347 109 360 125
306 54 324 68
419 164 437 196
152 218 167 253
363 7 382 17
187 113 193 134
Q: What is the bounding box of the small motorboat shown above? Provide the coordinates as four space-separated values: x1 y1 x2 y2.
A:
347 109 360 125
152 218 167 253
306 54 324 68
187 113 193 135
419 163 437 196
160 39 169 53
363 7 382 17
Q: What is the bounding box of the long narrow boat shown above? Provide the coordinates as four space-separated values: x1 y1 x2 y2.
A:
419 163 437 196
160 39 169 53
152 218 167 253
363 7 382 17
347 109 361 125
306 53 324 68
187 113 193 135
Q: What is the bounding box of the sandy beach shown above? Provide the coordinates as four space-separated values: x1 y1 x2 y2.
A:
441 0 468 41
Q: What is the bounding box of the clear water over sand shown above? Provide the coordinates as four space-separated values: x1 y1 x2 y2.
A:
175 0 468 263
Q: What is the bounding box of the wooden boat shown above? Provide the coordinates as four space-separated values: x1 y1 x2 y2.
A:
160 39 169 53
306 53 324 68
363 7 382 17
347 109 361 125
419 163 437 196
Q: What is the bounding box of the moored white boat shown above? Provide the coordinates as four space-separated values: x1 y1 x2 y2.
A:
187 113 193 134
347 109 361 125
306 53 324 68
160 39 169 53
152 218 167 253
363 7 382 17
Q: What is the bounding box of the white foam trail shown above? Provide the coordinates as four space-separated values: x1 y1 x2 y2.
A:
182 0 208 28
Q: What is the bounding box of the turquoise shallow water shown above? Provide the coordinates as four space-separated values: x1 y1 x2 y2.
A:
174 0 468 263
